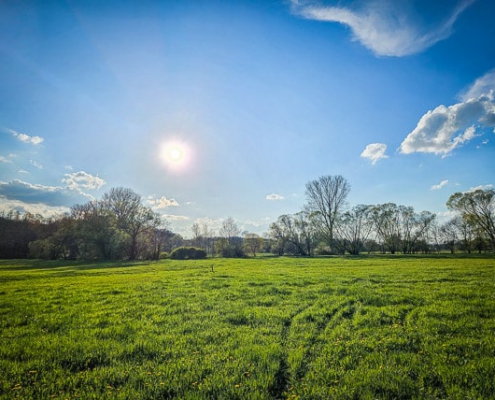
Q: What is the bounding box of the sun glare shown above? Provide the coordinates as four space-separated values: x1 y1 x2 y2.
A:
160 141 190 170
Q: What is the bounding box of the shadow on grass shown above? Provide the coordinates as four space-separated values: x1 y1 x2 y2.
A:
0 259 150 272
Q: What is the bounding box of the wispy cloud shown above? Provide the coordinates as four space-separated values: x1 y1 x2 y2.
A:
290 0 473 57
162 214 189 221
147 196 180 210
430 179 449 190
399 70 495 155
360 143 388 164
266 193 285 201
460 69 495 101
0 155 12 163
7 128 44 145
29 160 43 170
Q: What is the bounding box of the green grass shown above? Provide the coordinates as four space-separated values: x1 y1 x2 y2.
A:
1 256 494 399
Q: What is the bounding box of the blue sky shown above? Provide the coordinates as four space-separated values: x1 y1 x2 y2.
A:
1 0 494 237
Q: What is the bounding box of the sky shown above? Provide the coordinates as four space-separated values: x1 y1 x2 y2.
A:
1 0 494 238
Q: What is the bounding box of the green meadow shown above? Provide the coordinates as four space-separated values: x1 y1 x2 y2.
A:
1 256 494 399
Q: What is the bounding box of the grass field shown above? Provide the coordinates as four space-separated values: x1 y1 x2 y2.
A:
1 256 494 399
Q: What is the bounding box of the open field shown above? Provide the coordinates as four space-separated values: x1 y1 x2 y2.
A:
1 256 494 399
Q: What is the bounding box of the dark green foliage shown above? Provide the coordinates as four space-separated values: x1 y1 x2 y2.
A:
170 246 206 260
221 244 246 258
0 212 40 259
159 251 169 259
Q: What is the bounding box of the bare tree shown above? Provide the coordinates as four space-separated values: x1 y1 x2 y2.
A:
219 217 244 257
269 216 291 255
447 189 495 250
200 223 215 256
269 212 317 256
220 217 240 245
305 175 350 253
369 203 401 254
441 218 460 254
191 223 202 248
336 204 374 255
244 233 263 257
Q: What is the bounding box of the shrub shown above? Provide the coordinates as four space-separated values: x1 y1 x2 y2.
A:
221 245 246 258
170 246 206 260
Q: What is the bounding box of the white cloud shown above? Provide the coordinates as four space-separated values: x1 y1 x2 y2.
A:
360 143 388 164
399 84 495 155
0 172 108 217
460 69 495 101
8 128 44 145
430 179 449 190
435 210 458 224
467 184 494 192
266 193 285 201
194 217 221 226
241 218 268 229
29 160 43 170
162 214 190 221
0 197 69 218
147 196 179 210
0 179 91 207
192 217 225 234
0 156 12 163
62 171 106 191
290 0 473 57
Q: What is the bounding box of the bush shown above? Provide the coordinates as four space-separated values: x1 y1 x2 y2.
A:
221 245 246 258
170 246 206 260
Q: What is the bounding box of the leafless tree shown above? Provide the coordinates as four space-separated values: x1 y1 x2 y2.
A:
305 175 350 253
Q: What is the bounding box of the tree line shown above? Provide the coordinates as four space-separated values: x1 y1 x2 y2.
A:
0 188 176 260
1 176 494 260
269 175 495 256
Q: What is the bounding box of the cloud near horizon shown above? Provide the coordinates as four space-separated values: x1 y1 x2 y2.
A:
0 197 69 217
291 0 473 57
467 184 494 192
162 214 189 221
147 196 180 210
399 73 495 156
0 179 92 208
266 193 285 201
360 143 388 164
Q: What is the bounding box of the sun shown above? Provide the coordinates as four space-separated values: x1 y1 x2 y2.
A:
160 141 190 169
167 146 184 162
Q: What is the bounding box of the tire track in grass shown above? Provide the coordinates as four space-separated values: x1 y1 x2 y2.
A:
293 300 357 383
267 305 311 399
